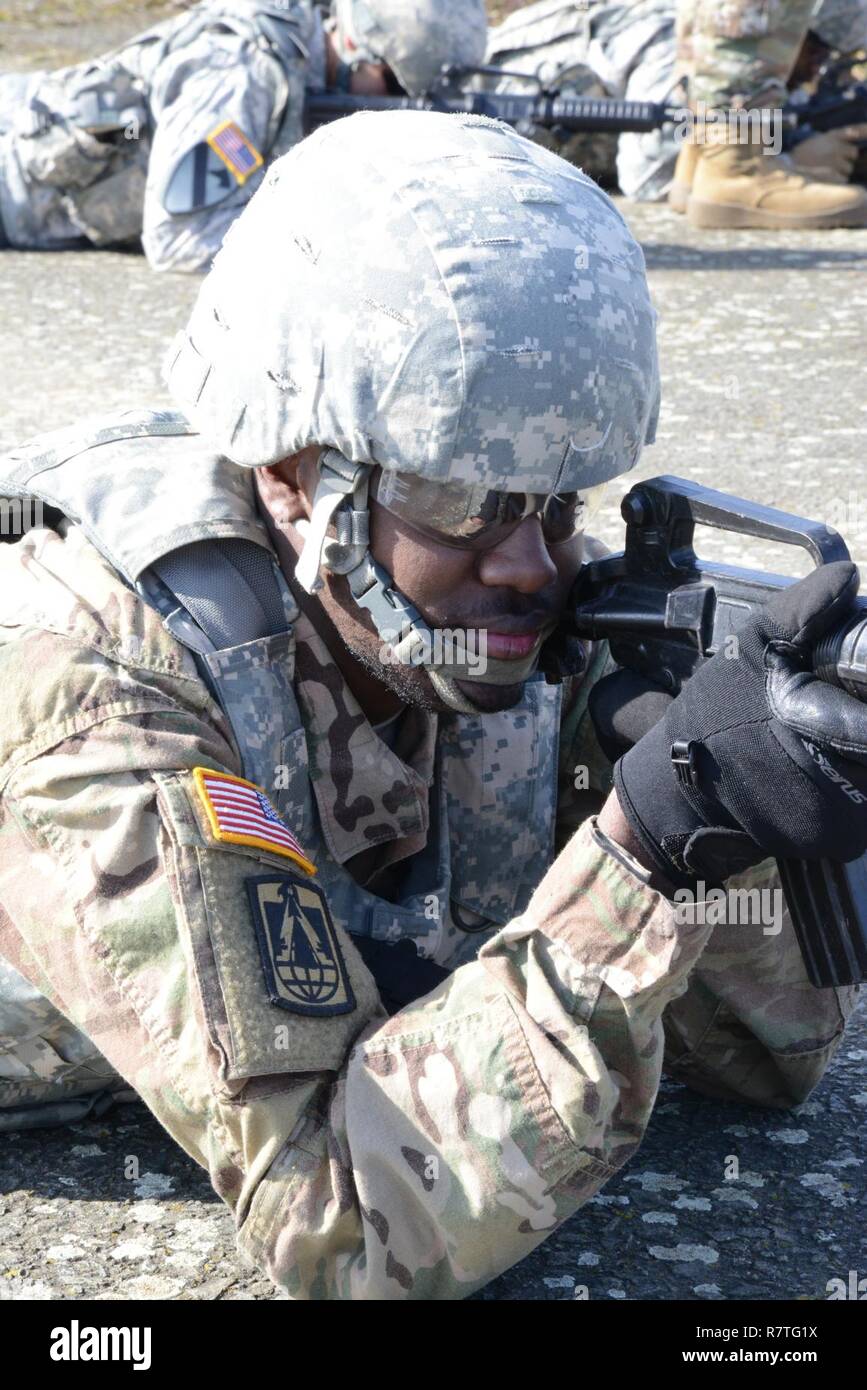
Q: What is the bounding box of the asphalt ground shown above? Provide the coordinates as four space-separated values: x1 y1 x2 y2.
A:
1 1 188 71
0 4 866 1307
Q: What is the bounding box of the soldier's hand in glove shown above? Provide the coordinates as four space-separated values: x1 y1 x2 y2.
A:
790 126 867 184
609 562 867 889
589 667 674 762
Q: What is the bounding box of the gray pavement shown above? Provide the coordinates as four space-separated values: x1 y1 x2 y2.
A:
1 203 866 1301
0 2 186 72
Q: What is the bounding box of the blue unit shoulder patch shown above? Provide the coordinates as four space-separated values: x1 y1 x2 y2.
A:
246 874 356 1017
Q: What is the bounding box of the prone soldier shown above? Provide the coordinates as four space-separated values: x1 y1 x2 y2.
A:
0 0 487 271
484 0 867 215
0 111 864 1298
483 0 682 198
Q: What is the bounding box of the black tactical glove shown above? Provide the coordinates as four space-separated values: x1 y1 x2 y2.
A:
589 668 674 763
613 562 867 888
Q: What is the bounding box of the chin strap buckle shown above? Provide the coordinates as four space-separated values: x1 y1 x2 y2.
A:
346 554 432 665
294 449 371 594
670 739 700 788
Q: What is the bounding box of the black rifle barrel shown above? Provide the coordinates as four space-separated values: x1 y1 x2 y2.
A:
304 89 676 136
793 83 867 133
306 82 867 145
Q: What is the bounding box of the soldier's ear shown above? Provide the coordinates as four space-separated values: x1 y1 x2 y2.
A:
255 447 323 523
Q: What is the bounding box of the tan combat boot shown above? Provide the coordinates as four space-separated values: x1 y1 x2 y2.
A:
668 140 699 214
687 137 867 229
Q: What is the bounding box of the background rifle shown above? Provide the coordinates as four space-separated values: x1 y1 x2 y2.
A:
304 79 676 140
305 62 867 181
569 476 867 991
784 54 867 179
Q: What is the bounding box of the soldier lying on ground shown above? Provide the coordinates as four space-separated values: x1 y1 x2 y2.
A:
0 0 486 271
485 0 867 224
0 111 864 1299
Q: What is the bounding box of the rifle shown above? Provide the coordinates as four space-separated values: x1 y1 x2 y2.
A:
569 476 867 990
304 80 677 141
784 55 867 176
304 63 867 173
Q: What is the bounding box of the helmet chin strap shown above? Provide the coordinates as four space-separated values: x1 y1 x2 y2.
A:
425 667 527 715
294 450 548 714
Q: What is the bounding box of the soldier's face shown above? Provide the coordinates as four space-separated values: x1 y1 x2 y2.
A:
365 486 584 712
348 61 393 96
329 28 398 97
258 453 583 716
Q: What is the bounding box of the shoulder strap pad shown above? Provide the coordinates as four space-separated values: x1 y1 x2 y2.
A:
151 537 290 649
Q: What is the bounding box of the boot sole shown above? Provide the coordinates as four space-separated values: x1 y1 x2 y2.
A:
687 197 867 230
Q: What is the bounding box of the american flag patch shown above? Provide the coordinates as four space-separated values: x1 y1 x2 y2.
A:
193 768 315 875
205 120 264 184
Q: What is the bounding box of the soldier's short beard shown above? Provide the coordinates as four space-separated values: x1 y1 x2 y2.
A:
339 623 526 715
344 634 444 711
321 570 527 715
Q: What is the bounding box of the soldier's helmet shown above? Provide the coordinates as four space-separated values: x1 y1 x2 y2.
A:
166 109 659 492
331 0 488 96
165 111 659 708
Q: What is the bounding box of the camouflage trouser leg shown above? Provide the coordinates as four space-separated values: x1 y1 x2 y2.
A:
0 72 35 123
0 957 135 1132
677 0 817 107
0 73 33 247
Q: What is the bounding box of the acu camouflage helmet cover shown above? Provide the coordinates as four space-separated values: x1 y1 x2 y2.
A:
166 110 661 497
331 0 488 96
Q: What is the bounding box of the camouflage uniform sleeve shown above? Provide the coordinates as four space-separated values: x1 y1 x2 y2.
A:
0 625 718 1299
557 635 859 1111
661 855 861 1108
142 27 306 273
555 637 618 851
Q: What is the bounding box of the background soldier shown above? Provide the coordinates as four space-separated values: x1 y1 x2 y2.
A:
0 111 864 1298
484 0 680 198
675 0 867 225
0 0 487 271
484 0 867 213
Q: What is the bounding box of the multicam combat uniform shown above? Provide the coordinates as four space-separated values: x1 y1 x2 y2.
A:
0 413 856 1298
677 0 867 108
0 1 320 270
484 0 867 199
